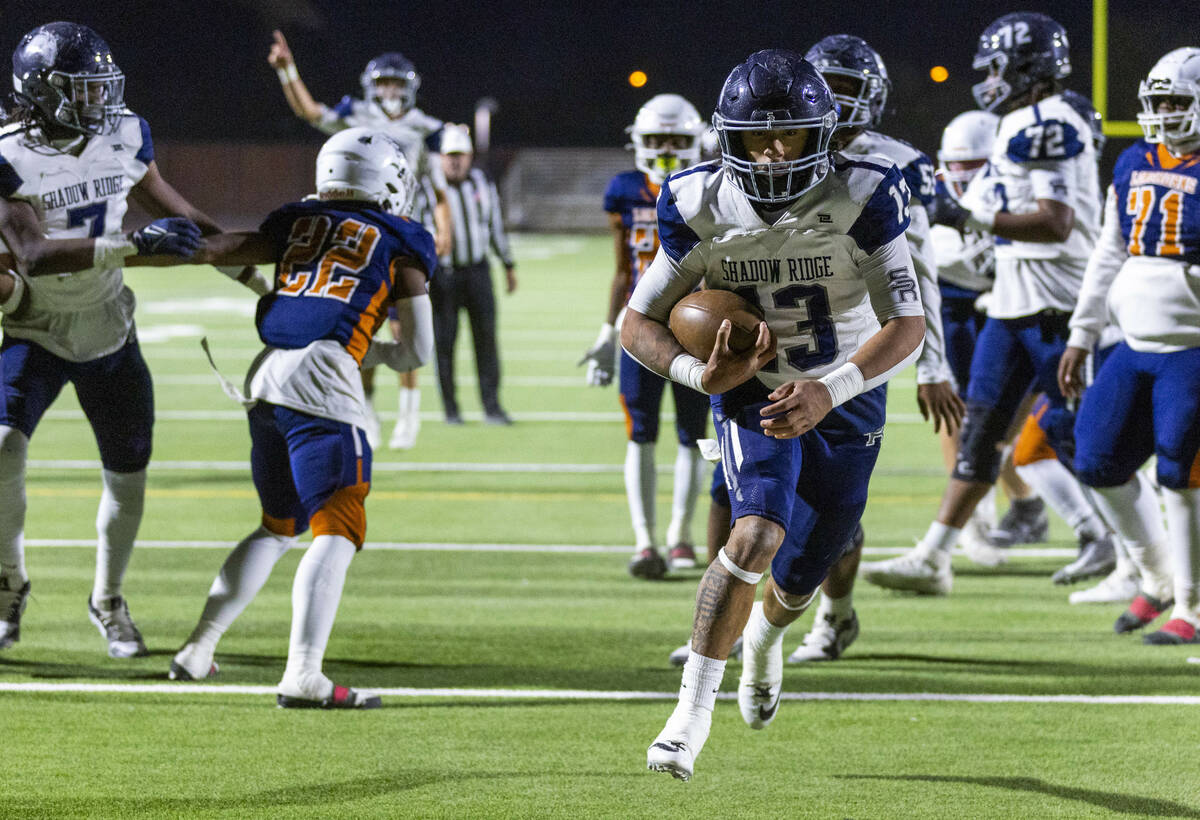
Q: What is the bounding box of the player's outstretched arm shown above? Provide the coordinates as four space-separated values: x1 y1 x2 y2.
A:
187 232 276 267
269 29 324 124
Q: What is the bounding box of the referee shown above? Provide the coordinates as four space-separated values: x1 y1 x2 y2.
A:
430 124 518 425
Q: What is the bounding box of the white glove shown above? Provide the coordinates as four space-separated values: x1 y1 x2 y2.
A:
973 290 992 316
577 323 617 387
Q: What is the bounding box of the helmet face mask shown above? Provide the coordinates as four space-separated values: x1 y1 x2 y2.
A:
315 128 417 216
804 35 891 131
360 53 419 118
714 50 838 206
12 22 126 136
628 94 704 185
971 13 1071 113
1137 48 1200 154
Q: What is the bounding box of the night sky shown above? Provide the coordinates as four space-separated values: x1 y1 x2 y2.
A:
4 0 1198 162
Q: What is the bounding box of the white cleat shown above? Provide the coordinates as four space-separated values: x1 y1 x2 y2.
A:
646 706 711 781
87 596 149 658
668 636 742 667
958 518 1008 567
860 548 952 595
787 610 859 663
388 415 419 450
1069 564 1140 604
169 642 219 680
738 637 783 730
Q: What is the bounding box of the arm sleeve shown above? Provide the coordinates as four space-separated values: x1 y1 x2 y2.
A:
859 233 925 323
1068 186 1126 349
906 205 950 384
626 245 705 324
361 293 434 372
1028 165 1072 204
487 178 514 267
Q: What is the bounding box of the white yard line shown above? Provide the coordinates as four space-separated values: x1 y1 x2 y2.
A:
37 409 929 423
21 539 1078 557
0 681 1194 704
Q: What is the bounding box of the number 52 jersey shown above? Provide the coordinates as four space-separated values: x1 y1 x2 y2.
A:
246 199 437 430
627 156 926 391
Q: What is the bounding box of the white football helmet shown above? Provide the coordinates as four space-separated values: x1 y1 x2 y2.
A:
627 94 704 184
315 127 416 216
1137 47 1200 154
937 110 999 199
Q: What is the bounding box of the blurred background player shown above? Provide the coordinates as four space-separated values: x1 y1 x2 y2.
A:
1060 47 1200 642
627 50 926 780
268 30 449 448
579 94 710 579
169 127 436 707
0 22 265 658
430 124 516 426
861 12 1105 596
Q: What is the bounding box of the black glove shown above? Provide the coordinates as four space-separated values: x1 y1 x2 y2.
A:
129 217 203 257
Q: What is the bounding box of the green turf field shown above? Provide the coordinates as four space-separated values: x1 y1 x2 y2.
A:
4 235 1199 819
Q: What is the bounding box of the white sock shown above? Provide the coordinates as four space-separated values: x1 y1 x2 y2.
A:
970 486 997 530
1162 487 1200 622
1017 459 1105 540
742 600 787 680
679 652 725 712
916 521 959 559
185 526 296 651
1087 477 1171 599
814 590 853 622
92 468 146 605
279 534 357 697
665 445 703 547
625 441 656 549
0 426 29 586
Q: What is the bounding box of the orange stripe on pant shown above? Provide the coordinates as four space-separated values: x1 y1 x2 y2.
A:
262 513 297 537
618 393 634 441
1189 450 1200 489
1012 405 1057 467
309 481 370 549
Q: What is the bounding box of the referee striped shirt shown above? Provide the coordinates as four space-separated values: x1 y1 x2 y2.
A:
443 167 514 269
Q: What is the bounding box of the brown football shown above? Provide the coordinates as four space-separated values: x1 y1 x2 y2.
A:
668 289 765 361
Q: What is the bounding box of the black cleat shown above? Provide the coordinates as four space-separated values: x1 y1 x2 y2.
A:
277 684 381 710
628 547 667 580
987 498 1049 546
1052 533 1117 585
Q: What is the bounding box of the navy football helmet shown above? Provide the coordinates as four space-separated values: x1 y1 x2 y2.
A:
12 22 125 136
804 35 890 130
713 50 838 205
1060 89 1105 153
360 52 419 117
972 13 1070 112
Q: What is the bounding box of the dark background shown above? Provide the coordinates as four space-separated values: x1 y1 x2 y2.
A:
3 1 1196 167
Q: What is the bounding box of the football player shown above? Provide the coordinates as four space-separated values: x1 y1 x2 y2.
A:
268 31 448 450
860 12 1108 596
1059 46 1200 643
579 94 710 578
0 22 266 658
168 127 436 707
624 50 925 780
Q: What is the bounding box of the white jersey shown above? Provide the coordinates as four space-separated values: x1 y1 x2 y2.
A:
629 157 925 391
0 114 153 361
930 223 994 292
317 98 443 185
962 93 1101 318
843 130 949 384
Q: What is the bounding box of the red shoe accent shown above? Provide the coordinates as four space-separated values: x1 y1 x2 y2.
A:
1128 594 1166 623
1162 619 1197 641
331 684 351 704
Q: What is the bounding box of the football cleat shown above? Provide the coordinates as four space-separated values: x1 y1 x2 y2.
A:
1114 592 1173 634
957 518 1008 567
1144 619 1200 645
483 410 513 426
860 548 952 595
987 498 1049 547
0 577 30 650
1052 533 1116 585
647 705 711 781
168 642 219 681
277 684 382 710
738 630 783 729
669 636 742 667
787 610 859 663
1068 564 1139 604
628 547 667 580
387 417 418 450
87 596 149 658
668 544 697 570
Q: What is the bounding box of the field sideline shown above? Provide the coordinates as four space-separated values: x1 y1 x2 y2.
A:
5 234 1199 818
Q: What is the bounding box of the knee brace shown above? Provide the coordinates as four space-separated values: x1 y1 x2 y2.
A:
952 402 1011 484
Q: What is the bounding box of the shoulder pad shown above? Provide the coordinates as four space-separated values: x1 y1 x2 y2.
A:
837 160 911 253
1005 118 1085 163
657 166 713 263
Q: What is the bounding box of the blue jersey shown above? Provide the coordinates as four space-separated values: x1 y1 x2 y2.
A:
603 170 660 297
1112 140 1200 265
256 199 437 362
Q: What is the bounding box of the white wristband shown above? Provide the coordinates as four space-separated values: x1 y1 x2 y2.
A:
668 353 708 394
596 322 616 345
276 64 299 84
818 362 865 408
93 235 137 270
965 209 995 232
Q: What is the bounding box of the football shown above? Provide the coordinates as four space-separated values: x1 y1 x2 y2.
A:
668 289 765 361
